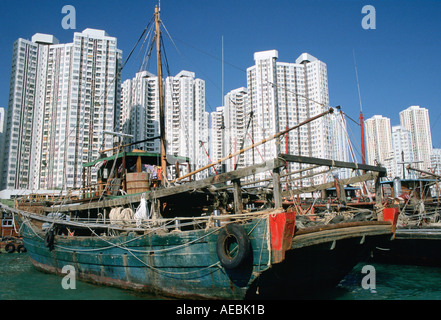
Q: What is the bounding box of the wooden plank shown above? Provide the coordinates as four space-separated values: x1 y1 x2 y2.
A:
136 156 142 173
233 179 243 214
279 154 387 177
145 157 286 201
335 177 346 204
374 172 382 220
272 169 282 208
281 172 376 196
292 223 392 249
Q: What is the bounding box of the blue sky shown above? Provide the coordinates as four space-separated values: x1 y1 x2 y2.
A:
1 0 440 157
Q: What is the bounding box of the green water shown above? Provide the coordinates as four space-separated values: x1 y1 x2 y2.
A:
2 253 441 300
326 262 441 300
0 254 157 300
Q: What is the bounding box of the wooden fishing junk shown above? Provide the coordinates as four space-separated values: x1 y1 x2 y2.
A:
0 208 25 253
6 149 397 299
3 4 398 299
372 166 441 266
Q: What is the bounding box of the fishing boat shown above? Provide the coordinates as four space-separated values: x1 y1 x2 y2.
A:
0 208 25 253
372 167 441 266
6 152 396 299
3 4 398 299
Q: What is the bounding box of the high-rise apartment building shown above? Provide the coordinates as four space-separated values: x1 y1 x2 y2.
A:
2 29 122 190
210 106 225 175
364 115 394 177
0 107 6 185
391 125 414 179
243 50 348 185
120 71 160 153
164 71 209 179
430 148 441 177
2 34 50 189
399 105 433 171
120 70 210 179
223 87 248 173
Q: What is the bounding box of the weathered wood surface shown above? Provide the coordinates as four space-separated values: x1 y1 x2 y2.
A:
292 222 393 249
281 172 377 196
41 154 385 214
395 227 441 240
43 158 286 213
279 154 387 177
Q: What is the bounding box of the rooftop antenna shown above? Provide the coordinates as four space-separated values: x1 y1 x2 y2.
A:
353 49 366 165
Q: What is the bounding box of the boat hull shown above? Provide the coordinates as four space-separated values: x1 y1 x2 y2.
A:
247 223 393 298
18 214 394 299
20 219 268 299
372 227 441 267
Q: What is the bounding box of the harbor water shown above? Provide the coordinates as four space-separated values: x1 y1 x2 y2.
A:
2 253 441 300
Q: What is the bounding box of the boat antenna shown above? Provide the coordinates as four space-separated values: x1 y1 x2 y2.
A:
353 49 366 165
155 3 167 184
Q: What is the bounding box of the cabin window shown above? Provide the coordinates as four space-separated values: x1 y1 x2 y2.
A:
103 168 108 179
1 212 13 227
1 219 13 228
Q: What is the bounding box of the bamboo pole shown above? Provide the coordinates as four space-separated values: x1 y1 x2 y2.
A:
407 165 441 180
99 136 161 154
171 108 334 183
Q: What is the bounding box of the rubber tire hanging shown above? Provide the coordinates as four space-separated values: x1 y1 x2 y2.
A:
17 244 27 253
5 243 15 253
44 229 55 251
216 223 251 269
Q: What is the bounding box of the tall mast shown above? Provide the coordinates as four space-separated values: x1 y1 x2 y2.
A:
155 4 167 183
353 50 366 165
359 110 366 165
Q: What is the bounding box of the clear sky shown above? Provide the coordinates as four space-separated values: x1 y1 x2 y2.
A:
1 0 440 159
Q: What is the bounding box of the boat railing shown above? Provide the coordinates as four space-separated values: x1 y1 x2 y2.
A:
5 202 274 234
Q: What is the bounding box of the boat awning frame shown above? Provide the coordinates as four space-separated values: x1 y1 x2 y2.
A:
83 152 190 168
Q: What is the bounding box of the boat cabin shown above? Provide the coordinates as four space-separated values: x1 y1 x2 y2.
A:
324 186 361 200
381 178 437 201
82 149 189 198
1 211 19 238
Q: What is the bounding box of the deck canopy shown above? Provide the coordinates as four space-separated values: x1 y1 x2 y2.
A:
83 151 189 168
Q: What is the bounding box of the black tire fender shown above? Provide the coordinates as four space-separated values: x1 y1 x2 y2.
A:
17 244 27 253
44 229 55 250
216 223 251 269
5 243 15 253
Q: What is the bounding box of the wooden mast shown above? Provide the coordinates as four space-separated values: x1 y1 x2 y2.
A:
353 50 366 166
155 3 167 184
360 110 366 165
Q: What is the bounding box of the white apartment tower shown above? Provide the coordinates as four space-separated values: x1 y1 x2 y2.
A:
165 71 209 179
2 34 60 189
223 87 248 172
364 115 394 177
120 78 132 138
391 125 414 179
2 29 122 190
431 149 441 177
0 107 6 186
244 50 348 184
210 106 225 175
120 71 160 153
399 106 433 172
